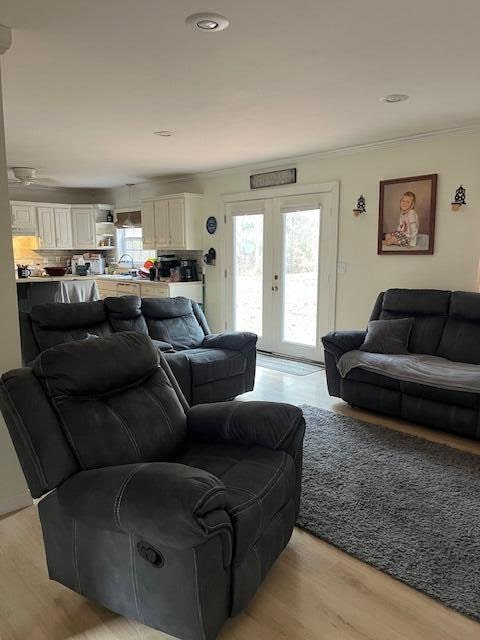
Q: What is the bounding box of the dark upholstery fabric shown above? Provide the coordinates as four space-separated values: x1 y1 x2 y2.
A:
142 297 206 350
176 442 295 563
0 368 78 498
437 291 480 364
104 295 149 334
378 288 450 355
359 318 413 354
187 401 305 459
33 333 187 469
31 300 113 352
323 288 480 439
1 332 302 639
20 296 257 405
57 462 231 549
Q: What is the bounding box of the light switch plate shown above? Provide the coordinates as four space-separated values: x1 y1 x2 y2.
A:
337 262 347 274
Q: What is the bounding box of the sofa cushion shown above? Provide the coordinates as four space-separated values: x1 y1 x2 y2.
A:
31 300 113 351
175 441 295 564
379 289 451 355
33 332 187 469
359 318 413 354
437 291 480 364
104 295 149 334
142 297 205 350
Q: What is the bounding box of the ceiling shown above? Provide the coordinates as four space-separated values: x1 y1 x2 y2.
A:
1 0 480 187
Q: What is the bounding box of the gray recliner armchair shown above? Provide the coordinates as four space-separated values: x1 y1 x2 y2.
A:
0 332 305 640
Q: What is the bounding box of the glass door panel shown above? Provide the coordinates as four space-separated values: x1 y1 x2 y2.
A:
233 213 264 336
282 208 320 347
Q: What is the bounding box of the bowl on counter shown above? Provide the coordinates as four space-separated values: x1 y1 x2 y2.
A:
44 266 68 277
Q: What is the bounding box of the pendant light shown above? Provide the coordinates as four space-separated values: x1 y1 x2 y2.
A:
124 184 134 227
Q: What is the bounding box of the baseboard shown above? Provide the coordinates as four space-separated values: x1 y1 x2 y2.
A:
0 491 32 516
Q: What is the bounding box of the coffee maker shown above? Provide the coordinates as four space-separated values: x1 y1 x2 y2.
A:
180 259 198 281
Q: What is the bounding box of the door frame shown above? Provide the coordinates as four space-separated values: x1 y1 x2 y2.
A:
222 181 339 360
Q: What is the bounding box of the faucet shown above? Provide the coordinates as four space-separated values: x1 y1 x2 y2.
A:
117 254 135 275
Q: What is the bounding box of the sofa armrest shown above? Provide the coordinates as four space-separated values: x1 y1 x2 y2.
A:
187 400 305 458
322 330 366 362
57 462 231 549
202 331 257 353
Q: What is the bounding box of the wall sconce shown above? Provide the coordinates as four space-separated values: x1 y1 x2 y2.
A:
353 195 366 216
451 185 467 212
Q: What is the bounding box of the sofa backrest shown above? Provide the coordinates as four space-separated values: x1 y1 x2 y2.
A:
373 288 451 355
104 295 148 334
30 300 113 352
437 291 480 364
141 297 207 350
32 332 187 472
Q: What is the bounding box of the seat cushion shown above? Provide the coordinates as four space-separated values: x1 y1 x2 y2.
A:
176 441 295 564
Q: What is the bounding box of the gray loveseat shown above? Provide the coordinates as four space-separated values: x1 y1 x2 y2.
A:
0 332 305 640
323 288 480 439
19 295 257 405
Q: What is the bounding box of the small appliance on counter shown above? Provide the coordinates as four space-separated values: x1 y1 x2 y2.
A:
180 259 199 281
16 265 32 279
71 256 105 275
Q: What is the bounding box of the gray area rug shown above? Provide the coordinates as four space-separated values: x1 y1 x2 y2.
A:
298 405 480 619
257 352 323 376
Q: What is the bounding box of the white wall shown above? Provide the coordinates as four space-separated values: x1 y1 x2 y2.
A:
8 184 112 204
0 64 31 514
110 128 480 334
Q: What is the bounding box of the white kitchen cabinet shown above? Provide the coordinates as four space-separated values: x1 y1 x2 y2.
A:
37 207 57 248
11 202 37 235
54 207 73 248
140 281 203 304
37 205 72 248
71 207 96 248
141 193 203 250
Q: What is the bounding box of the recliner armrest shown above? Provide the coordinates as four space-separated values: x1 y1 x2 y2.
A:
322 330 366 362
202 331 257 353
57 462 231 549
187 401 305 458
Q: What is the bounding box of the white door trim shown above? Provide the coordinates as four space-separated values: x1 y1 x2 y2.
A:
222 181 339 356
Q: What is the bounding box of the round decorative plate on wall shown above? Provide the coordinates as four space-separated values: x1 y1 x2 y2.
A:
206 216 217 234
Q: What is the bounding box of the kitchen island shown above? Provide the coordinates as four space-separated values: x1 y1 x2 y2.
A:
16 276 99 312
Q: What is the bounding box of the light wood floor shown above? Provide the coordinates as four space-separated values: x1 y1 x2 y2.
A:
1 365 480 640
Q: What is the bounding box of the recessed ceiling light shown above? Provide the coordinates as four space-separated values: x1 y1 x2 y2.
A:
186 13 230 32
380 94 410 103
153 130 174 137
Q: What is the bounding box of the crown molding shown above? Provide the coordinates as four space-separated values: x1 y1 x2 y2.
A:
193 123 480 180
0 25 12 55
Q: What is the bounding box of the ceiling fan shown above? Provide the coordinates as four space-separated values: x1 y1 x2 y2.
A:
8 166 56 186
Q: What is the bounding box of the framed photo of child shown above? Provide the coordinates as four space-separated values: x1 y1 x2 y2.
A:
378 174 437 255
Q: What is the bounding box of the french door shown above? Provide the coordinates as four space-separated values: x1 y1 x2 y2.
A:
225 189 337 362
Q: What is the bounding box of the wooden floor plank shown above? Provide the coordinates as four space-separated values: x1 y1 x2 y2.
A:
0 365 479 640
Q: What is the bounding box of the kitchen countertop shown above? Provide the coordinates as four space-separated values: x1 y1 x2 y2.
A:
16 276 97 284
95 275 202 285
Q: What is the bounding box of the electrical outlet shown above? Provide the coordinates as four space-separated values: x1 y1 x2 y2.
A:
55 256 61 263
337 262 347 274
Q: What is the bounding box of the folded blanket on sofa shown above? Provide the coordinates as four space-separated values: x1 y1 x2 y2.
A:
337 350 480 393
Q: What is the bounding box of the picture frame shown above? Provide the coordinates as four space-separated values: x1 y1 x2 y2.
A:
378 174 437 255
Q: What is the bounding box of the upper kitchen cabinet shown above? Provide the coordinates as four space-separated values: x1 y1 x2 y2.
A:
11 202 37 235
141 193 203 250
71 206 96 248
37 205 72 249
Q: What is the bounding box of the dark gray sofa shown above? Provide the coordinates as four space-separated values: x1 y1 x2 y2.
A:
0 332 305 640
19 295 257 405
323 288 480 439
